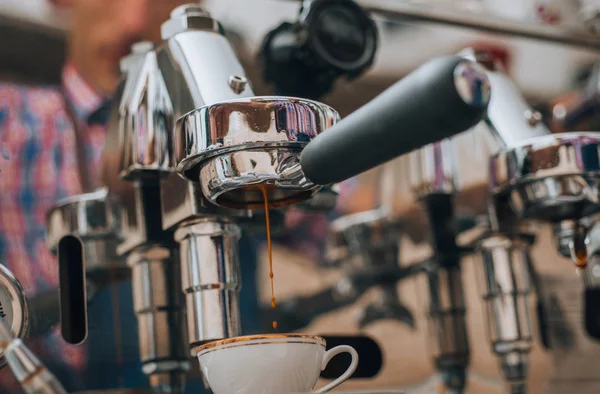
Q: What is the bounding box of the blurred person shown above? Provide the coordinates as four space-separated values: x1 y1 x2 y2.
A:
0 0 203 392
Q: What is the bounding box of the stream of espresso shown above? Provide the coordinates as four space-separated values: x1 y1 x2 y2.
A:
259 185 278 331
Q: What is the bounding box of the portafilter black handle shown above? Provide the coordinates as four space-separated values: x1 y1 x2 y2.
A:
300 55 491 185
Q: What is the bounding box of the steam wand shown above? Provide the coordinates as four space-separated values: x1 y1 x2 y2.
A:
261 253 479 332
262 260 427 332
0 317 67 394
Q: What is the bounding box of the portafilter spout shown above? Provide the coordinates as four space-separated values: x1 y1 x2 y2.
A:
489 132 600 265
175 55 490 207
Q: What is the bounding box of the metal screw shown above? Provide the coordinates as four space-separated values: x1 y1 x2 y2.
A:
524 109 543 126
228 75 248 94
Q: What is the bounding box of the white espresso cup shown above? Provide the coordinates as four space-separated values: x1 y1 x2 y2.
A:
196 334 359 394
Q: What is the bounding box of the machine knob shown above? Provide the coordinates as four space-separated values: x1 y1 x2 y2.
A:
260 0 378 99
161 3 221 40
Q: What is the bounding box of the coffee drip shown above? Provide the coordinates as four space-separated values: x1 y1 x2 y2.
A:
259 185 278 331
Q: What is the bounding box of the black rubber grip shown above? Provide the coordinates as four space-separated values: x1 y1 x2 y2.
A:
300 55 489 185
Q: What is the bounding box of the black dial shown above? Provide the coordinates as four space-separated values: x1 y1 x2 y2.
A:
259 0 378 100
315 5 367 64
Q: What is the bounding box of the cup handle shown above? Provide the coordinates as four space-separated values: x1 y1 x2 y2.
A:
314 345 359 393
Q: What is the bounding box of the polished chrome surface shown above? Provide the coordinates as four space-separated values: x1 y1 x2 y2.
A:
119 41 153 75
159 173 249 231
453 60 491 108
476 234 533 389
116 183 164 256
46 188 120 246
460 47 551 148
326 208 398 266
175 97 340 208
175 219 242 353
127 245 188 393
0 265 28 368
552 219 593 266
324 208 414 328
378 124 503 226
158 29 254 115
482 69 550 148
489 132 600 221
0 319 67 394
58 5 285 391
161 4 219 40
408 140 457 197
100 6 262 382
46 188 127 280
117 48 172 179
115 7 254 180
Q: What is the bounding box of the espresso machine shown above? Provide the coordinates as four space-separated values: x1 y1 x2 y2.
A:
389 47 599 394
0 2 496 392
409 47 556 394
304 45 545 394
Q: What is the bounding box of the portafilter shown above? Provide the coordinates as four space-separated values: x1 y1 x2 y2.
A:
174 55 492 209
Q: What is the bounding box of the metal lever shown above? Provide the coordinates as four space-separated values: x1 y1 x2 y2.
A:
0 318 68 394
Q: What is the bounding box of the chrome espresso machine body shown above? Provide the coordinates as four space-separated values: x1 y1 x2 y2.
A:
46 5 341 392
0 3 496 393
319 47 568 394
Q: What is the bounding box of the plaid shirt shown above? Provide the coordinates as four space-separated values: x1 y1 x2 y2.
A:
0 62 107 392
